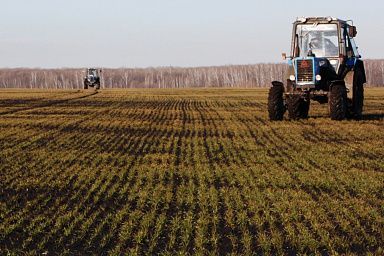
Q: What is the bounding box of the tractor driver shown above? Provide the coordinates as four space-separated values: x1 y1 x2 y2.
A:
308 32 338 57
89 69 97 77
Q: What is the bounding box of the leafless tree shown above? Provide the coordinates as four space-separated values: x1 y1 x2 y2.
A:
0 60 383 89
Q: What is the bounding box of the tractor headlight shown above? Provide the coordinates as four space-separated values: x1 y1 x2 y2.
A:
316 75 322 81
289 75 295 81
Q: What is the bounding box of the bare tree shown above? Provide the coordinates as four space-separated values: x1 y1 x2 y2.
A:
0 60 383 89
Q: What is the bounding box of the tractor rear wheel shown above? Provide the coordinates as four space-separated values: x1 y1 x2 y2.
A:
351 68 364 120
268 81 285 121
329 82 347 120
95 78 101 90
287 95 310 120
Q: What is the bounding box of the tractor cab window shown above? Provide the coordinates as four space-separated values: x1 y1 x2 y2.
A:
295 24 339 58
88 69 97 76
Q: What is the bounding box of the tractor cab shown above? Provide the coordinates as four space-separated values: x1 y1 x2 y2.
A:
86 68 98 81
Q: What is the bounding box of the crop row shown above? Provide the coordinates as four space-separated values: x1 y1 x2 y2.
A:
1 88 383 255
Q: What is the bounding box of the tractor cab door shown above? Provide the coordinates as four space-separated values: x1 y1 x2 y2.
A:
349 37 360 58
343 27 360 69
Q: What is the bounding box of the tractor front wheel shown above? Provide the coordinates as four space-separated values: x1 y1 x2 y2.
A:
329 82 347 120
287 94 310 120
268 81 286 121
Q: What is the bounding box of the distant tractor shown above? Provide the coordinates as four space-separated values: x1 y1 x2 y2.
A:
84 68 102 90
268 17 366 121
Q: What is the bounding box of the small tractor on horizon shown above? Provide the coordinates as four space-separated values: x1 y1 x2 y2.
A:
268 17 366 121
84 68 102 90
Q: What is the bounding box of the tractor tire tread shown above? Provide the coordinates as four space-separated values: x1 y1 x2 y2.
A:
268 84 285 121
329 83 347 120
287 95 310 120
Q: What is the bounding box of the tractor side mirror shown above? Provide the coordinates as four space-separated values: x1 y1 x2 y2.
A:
348 26 357 38
282 53 287 60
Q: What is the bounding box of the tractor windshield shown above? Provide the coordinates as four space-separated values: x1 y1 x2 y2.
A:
296 24 339 58
88 69 97 76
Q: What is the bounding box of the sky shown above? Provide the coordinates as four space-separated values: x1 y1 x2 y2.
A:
0 0 383 68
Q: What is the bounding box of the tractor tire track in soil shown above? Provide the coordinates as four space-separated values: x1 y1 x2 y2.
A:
0 90 98 116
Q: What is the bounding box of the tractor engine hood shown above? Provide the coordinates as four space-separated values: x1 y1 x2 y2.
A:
290 57 337 89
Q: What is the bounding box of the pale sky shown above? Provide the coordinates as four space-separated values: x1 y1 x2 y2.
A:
0 0 382 68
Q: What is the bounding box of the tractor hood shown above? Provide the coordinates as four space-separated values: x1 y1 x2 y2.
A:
290 57 337 89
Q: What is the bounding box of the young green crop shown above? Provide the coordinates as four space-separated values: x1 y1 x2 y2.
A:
0 88 383 255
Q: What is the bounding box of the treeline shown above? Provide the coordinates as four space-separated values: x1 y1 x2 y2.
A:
0 60 383 89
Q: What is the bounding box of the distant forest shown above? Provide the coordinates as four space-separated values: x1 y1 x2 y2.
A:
0 60 383 89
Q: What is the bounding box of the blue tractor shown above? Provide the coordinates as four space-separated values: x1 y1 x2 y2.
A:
268 17 366 120
84 68 102 90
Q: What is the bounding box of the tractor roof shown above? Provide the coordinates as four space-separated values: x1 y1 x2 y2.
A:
294 17 352 26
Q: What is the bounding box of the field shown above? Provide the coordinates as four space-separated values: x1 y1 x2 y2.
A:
0 88 383 255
